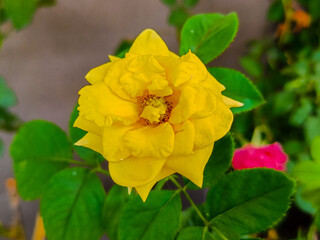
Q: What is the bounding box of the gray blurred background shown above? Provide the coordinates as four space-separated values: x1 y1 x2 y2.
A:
0 0 270 239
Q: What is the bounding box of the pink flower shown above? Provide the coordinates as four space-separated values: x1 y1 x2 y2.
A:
232 142 288 171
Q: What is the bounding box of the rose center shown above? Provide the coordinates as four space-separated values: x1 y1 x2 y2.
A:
138 94 173 125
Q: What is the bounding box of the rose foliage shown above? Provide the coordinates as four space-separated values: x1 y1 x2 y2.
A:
9 12 295 240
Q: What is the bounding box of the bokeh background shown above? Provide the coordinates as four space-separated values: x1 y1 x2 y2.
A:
0 0 270 238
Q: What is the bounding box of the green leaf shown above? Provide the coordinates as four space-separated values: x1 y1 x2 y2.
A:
206 169 295 235
177 226 239 240
0 107 21 131
41 168 106 240
0 77 17 108
267 0 285 22
169 7 189 29
103 185 130 240
3 0 37 29
114 40 133 58
161 0 176 6
304 116 320 143
292 161 320 208
187 134 234 190
119 190 181 240
311 136 320 162
0 138 4 157
183 0 199 8
36 0 55 7
69 104 104 164
208 67 264 113
10 120 72 200
180 13 239 64
309 0 320 19
203 134 234 188
289 98 313 126
240 56 263 78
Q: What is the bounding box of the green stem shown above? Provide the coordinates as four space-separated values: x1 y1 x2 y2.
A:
50 157 91 166
93 167 110 176
170 176 210 226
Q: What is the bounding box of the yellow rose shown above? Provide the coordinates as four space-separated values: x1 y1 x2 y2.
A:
74 29 242 201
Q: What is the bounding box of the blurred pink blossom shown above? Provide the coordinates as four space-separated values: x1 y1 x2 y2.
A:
232 142 288 171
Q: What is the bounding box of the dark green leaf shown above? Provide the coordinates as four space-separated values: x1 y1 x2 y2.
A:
119 190 181 240
114 40 133 58
208 67 265 113
41 168 106 240
177 226 239 240
69 104 104 164
206 169 295 235
183 0 199 8
3 0 37 29
10 120 72 200
0 77 17 108
267 0 285 22
309 0 320 19
180 13 239 64
0 107 21 131
103 185 130 240
169 8 189 29
203 134 234 188
272 91 295 116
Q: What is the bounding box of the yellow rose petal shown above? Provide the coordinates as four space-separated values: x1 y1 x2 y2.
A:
85 63 111 85
222 96 244 108
73 116 102 136
108 156 166 187
124 123 174 158
78 82 139 127
172 121 195 156
128 29 170 57
135 166 175 202
192 101 233 149
75 132 103 155
165 144 214 187
102 125 134 162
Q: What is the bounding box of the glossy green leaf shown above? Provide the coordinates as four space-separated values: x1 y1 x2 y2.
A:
3 0 37 29
177 226 239 240
180 13 239 64
103 185 130 240
69 104 104 165
0 77 17 108
41 168 106 240
10 120 72 200
203 134 234 188
119 190 181 240
311 136 320 162
206 169 295 235
208 67 264 113
183 0 199 8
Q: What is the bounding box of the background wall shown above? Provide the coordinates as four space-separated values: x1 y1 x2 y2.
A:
0 0 270 238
